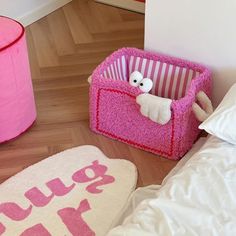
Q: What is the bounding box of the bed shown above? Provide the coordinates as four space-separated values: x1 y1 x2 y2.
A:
107 83 236 236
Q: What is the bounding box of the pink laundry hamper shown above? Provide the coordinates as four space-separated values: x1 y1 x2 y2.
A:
89 48 211 160
0 16 36 143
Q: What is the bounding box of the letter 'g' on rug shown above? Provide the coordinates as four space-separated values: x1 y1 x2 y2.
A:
0 146 137 236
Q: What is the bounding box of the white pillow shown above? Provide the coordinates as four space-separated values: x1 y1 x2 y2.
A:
199 83 236 144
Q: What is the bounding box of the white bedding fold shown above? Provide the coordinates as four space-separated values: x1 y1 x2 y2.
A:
107 136 236 236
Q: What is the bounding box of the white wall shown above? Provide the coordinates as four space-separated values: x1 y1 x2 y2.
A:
145 0 236 106
0 0 71 26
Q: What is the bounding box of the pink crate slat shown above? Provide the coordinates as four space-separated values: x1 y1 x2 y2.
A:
167 65 176 98
103 56 128 81
150 61 158 94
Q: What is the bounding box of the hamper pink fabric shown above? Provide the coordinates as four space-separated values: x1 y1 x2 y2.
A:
89 48 211 160
0 16 36 143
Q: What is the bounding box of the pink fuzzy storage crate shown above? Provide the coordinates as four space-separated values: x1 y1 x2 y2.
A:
89 48 211 160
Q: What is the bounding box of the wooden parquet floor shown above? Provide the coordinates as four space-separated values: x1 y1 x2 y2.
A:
0 0 177 186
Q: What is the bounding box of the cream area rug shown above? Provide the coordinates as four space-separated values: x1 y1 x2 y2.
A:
0 146 137 236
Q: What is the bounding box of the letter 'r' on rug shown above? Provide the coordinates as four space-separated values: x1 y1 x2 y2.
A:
0 146 137 236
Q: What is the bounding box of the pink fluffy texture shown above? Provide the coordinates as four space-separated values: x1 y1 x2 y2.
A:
0 16 36 143
89 48 212 160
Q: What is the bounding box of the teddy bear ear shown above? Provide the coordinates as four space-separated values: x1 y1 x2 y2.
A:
129 71 143 87
139 78 153 93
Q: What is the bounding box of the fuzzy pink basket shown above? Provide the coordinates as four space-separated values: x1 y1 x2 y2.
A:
89 48 211 160
0 16 36 143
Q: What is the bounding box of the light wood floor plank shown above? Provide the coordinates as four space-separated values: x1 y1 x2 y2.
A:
0 0 177 186
47 9 76 55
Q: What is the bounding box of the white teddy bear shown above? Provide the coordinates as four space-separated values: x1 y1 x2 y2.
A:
129 71 172 124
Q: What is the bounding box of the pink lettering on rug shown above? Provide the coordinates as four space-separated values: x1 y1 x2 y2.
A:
1 160 115 234
0 222 5 235
0 202 32 221
20 223 52 236
46 178 75 196
25 178 75 207
24 187 54 207
58 199 95 236
72 160 115 193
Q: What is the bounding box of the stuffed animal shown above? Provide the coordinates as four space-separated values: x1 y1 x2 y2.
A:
136 93 172 125
129 71 171 124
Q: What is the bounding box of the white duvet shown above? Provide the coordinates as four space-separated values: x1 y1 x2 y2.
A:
107 136 236 236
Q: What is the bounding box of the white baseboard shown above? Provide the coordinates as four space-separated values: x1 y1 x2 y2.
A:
95 0 145 14
18 0 72 26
